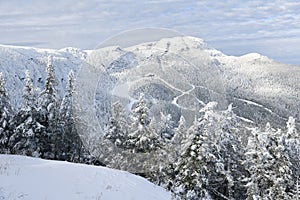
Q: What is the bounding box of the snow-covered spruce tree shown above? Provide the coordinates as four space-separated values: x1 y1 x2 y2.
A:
127 93 160 153
113 93 165 184
39 56 58 121
172 115 189 158
286 116 296 140
37 56 60 159
265 124 293 199
99 102 131 171
284 116 300 196
104 101 129 148
173 102 225 200
23 70 35 107
158 112 175 142
58 70 86 162
197 102 229 200
217 104 246 200
0 72 13 153
291 178 300 200
173 118 213 199
9 70 46 157
158 115 189 191
244 126 293 200
244 128 266 200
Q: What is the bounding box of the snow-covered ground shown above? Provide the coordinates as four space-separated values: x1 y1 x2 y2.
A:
0 155 171 200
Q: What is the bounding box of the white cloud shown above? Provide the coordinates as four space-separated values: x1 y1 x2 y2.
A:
0 0 299 65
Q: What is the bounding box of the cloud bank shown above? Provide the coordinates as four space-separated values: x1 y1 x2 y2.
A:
0 0 299 65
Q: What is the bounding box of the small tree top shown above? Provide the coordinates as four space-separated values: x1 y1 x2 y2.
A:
0 72 7 97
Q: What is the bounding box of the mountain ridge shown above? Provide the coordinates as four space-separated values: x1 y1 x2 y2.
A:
0 36 299 129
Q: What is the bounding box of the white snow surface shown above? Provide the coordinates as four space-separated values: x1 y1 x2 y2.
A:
0 155 171 200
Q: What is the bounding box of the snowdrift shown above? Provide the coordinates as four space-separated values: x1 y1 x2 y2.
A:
0 155 171 200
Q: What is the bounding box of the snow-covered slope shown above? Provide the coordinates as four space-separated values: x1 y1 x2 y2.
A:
80 36 300 130
0 45 86 108
0 155 171 200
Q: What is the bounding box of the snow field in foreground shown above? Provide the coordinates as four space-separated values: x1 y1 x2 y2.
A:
0 155 171 200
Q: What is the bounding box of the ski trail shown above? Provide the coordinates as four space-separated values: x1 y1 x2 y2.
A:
142 75 205 110
236 98 274 113
171 83 206 110
234 97 288 121
236 115 255 124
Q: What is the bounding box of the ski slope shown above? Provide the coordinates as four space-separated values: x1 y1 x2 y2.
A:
0 155 171 200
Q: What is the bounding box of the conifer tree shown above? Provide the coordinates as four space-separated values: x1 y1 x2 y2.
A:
286 116 296 140
172 115 188 157
173 114 214 199
284 116 300 196
59 70 74 119
291 179 300 200
0 72 12 153
127 93 160 153
38 56 59 159
218 104 245 199
265 125 293 199
173 102 224 200
105 101 129 148
23 70 35 107
244 128 265 200
245 126 293 200
58 70 85 162
158 112 175 142
37 56 58 127
9 70 46 157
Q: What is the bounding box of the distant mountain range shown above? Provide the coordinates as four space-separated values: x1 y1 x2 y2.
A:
1 36 299 131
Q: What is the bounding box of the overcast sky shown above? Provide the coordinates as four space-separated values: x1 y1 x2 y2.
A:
0 0 299 65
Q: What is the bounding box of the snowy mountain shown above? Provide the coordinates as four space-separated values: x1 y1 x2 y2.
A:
0 36 299 130
0 155 171 200
80 36 300 131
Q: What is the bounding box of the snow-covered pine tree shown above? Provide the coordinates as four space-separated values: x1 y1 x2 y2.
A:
9 70 46 157
0 72 13 153
159 115 189 190
23 70 34 107
286 116 296 140
158 112 175 142
39 55 58 121
244 128 265 200
38 56 59 159
291 179 300 200
244 125 293 200
284 116 300 196
59 70 74 119
105 101 129 148
127 93 160 153
173 115 214 199
58 70 85 162
172 115 188 158
218 104 245 200
173 102 225 200
132 93 150 127
265 124 293 200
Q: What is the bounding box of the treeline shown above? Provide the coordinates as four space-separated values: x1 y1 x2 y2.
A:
0 56 92 164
